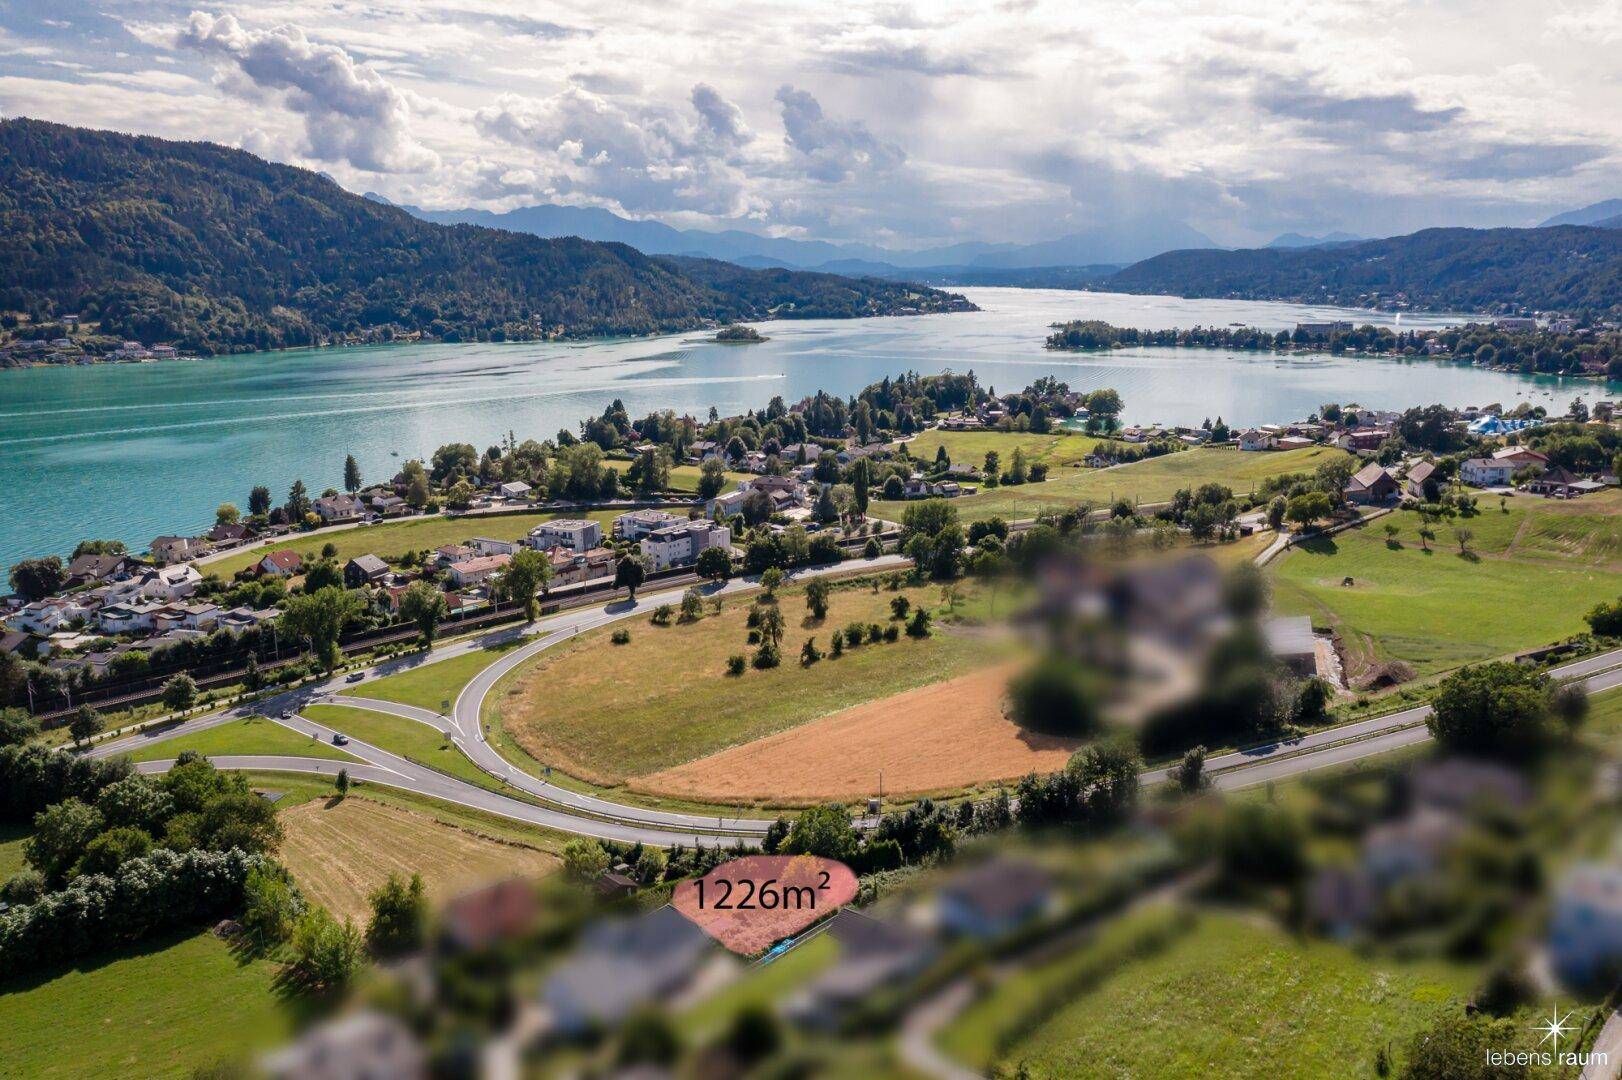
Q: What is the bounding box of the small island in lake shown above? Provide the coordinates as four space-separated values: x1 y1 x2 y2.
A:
714 324 768 343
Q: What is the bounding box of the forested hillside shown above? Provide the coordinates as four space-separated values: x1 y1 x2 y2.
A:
1108 227 1622 313
0 119 968 355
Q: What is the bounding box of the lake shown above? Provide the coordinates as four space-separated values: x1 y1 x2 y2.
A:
0 287 1612 567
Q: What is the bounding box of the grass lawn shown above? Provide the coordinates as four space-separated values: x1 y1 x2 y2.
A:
666 464 753 493
488 577 1008 785
1271 491 1622 681
0 929 293 1078
873 445 1341 524
300 703 498 791
0 821 30 881
900 429 1104 471
121 715 358 764
340 638 525 712
958 908 1476 1079
201 508 623 580
277 794 556 922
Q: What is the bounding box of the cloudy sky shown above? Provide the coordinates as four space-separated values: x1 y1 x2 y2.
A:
1 0 1619 248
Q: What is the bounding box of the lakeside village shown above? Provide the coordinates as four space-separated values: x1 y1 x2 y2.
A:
2 367 1617 715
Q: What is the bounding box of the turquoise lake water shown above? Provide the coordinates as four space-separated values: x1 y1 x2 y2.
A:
0 287 1612 566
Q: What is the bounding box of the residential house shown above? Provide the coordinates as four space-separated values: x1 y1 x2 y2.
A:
685 439 720 463
540 906 713 1035
528 518 603 551
705 489 747 520
1548 863 1622 987
1404 460 1438 499
1264 615 1318 677
216 606 279 633
614 509 683 541
152 603 221 633
1345 463 1399 505
1362 809 1461 889
1526 465 1599 498
783 911 936 1030
471 537 521 557
1335 429 1390 453
369 493 407 516
497 480 533 500
1492 446 1549 471
150 535 206 565
98 601 167 634
446 553 511 588
640 520 731 571
205 522 252 547
1410 758 1531 817
1459 457 1517 488
343 555 390 588
439 879 538 953
10 597 95 635
434 544 473 566
1275 435 1317 451
64 553 128 585
311 493 366 523
261 1011 426 1080
257 550 303 577
1493 317 1538 332
936 859 1055 939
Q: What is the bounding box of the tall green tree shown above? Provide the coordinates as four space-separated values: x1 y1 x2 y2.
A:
280 587 364 671
343 454 362 493
397 580 449 645
614 554 647 601
498 548 553 621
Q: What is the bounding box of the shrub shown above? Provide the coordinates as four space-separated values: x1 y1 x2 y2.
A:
726 654 746 676
883 624 900 643
889 596 911 620
1008 657 1101 738
753 642 781 669
611 628 632 645
0 847 266 979
906 608 933 638
650 603 673 626
844 622 865 648
366 872 427 958
830 635 844 658
863 537 882 558
288 906 365 995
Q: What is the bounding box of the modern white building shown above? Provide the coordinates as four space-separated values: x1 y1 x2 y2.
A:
527 518 603 551
613 509 683 541
1459 457 1518 487
639 520 731 571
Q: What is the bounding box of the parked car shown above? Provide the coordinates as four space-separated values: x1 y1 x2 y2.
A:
345 672 365 683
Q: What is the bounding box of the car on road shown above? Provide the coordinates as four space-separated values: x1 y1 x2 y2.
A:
280 710 294 720
345 672 365 683
331 733 350 746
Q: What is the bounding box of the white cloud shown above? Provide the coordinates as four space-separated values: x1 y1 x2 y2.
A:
175 12 439 173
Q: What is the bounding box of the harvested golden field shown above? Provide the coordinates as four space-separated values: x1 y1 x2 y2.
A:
491 577 1009 785
631 664 1078 805
277 795 556 922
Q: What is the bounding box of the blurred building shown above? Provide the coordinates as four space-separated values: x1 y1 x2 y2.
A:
261 1011 425 1080
1548 863 1622 988
540 905 713 1035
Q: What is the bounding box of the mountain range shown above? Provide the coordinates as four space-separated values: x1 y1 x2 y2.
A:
0 118 968 355
1108 226 1622 313
377 195 1215 275
1539 198 1622 229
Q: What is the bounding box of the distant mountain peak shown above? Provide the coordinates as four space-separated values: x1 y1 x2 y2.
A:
1265 231 1365 249
1538 198 1622 228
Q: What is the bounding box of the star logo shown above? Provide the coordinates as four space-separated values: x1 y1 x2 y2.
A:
1533 1006 1576 1055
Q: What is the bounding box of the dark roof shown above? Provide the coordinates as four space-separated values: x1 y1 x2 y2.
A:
1350 462 1394 489
1540 465 1581 485
66 553 124 577
1406 460 1437 484
939 859 1053 921
441 879 537 951
0 630 29 654
346 554 389 576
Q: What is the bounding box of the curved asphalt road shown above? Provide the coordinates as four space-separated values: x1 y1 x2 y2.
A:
87 544 1622 845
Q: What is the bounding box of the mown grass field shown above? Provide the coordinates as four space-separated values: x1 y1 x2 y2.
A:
900 429 1104 470
121 714 357 764
949 908 1476 1079
341 638 525 712
488 578 1006 785
873 444 1341 524
0 929 292 1078
666 463 753 493
300 703 496 791
1272 491 1622 680
201 508 623 579
277 794 556 922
